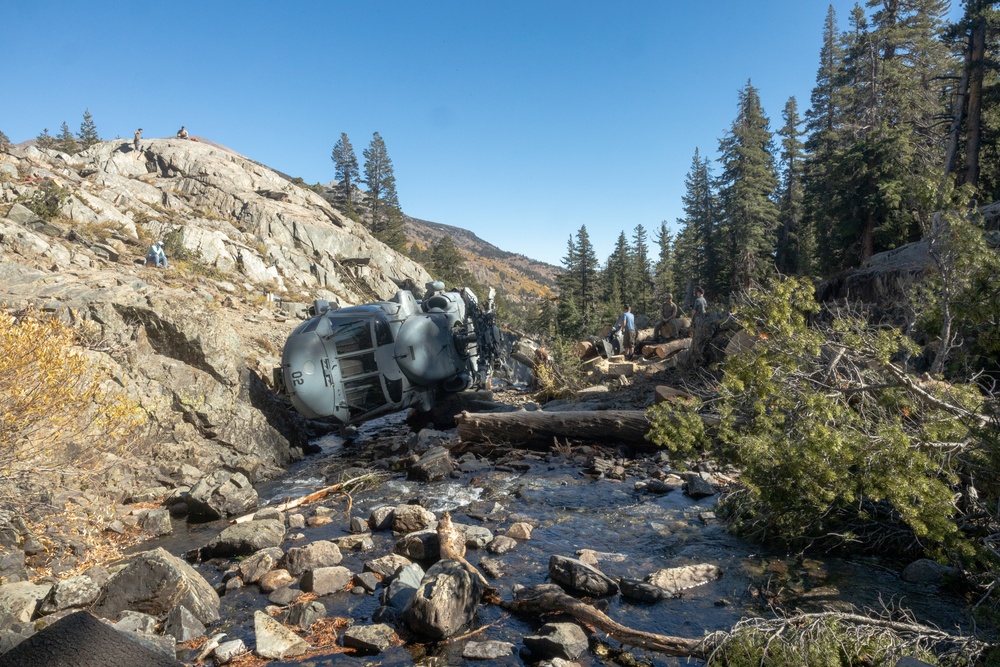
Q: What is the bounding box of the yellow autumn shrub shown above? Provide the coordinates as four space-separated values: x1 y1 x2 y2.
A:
0 308 146 501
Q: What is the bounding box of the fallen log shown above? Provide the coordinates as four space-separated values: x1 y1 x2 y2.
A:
642 338 691 359
231 473 379 523
456 409 650 446
500 584 712 658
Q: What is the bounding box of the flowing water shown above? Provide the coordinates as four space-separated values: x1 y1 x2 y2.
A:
148 413 976 666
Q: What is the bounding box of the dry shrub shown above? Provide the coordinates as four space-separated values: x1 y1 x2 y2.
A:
0 307 146 506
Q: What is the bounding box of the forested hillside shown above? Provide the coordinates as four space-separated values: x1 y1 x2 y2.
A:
553 1 1000 343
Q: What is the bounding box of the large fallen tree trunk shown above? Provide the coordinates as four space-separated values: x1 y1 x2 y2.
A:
455 408 721 447
641 338 691 358
456 409 651 446
500 584 713 658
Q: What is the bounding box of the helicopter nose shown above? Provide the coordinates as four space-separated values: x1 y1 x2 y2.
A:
282 331 336 418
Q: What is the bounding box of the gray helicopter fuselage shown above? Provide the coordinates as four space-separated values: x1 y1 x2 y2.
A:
279 285 494 425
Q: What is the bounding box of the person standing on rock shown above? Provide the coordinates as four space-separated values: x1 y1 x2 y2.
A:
133 128 142 152
146 241 167 268
690 286 707 326
177 126 188 139
615 305 636 360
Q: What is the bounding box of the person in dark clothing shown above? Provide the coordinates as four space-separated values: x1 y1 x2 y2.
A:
691 286 707 325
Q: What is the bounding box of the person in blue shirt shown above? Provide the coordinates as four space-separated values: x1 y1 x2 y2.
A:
145 241 167 268
615 305 636 360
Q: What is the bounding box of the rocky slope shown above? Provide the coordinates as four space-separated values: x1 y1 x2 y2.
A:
0 138 433 499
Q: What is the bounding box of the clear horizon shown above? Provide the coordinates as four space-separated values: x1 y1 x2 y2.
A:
2 1 961 267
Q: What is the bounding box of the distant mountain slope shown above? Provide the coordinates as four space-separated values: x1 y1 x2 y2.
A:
403 215 558 301
321 181 559 303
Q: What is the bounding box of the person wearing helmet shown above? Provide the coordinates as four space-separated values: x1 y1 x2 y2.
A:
145 240 167 268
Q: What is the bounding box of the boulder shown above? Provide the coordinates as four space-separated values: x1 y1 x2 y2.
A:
300 566 352 596
548 555 618 597
342 623 398 655
364 553 413 578
901 559 961 584
487 535 518 555
407 446 454 482
238 547 283 583
253 609 308 660
457 523 494 549
281 540 342 577
258 570 295 593
0 581 51 623
385 563 425 612
684 475 717 500
140 509 172 536
523 622 589 661
646 563 722 594
392 504 437 533
286 600 326 630
0 610 181 667
402 560 483 640
395 529 439 560
463 640 516 659
187 471 258 520
39 574 100 614
213 638 248 663
618 578 676 603
90 547 220 624
162 604 205 643
368 506 394 531
203 519 284 558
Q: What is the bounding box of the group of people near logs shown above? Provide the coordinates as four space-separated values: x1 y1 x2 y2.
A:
614 286 706 360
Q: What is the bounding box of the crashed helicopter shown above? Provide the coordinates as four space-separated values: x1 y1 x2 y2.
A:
277 281 503 427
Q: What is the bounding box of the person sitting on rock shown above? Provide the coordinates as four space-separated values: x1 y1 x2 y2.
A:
177 126 188 139
145 241 167 269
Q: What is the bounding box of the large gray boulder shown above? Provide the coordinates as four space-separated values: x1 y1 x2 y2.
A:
281 541 342 577
402 560 483 640
186 471 258 520
39 575 101 614
548 555 618 597
523 622 589 660
253 609 308 660
0 610 182 667
0 581 51 623
203 519 285 558
90 548 219 624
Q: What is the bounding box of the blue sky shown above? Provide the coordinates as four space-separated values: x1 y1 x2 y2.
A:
2 1 961 267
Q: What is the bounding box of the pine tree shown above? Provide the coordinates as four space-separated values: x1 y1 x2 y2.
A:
56 122 79 155
558 226 599 333
653 221 674 300
0 130 10 152
603 231 632 308
803 5 849 274
775 97 808 275
35 128 56 150
362 132 405 250
631 224 654 319
77 109 99 149
673 148 717 301
716 80 780 296
332 132 359 203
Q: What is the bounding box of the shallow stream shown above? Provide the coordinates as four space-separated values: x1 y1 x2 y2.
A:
147 413 976 666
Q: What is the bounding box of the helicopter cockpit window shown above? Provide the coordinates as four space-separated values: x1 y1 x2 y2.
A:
330 319 373 354
343 376 387 418
374 314 392 347
339 352 378 379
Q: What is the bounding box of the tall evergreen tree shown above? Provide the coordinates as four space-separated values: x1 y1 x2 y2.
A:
716 80 781 296
332 132 359 203
77 109 99 149
362 132 405 250
0 130 10 152
631 224 654 319
603 231 632 307
775 97 808 275
558 226 599 333
35 128 56 150
653 221 674 300
56 122 79 155
803 4 849 274
673 148 717 300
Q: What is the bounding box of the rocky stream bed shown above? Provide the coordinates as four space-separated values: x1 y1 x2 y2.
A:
0 390 979 667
